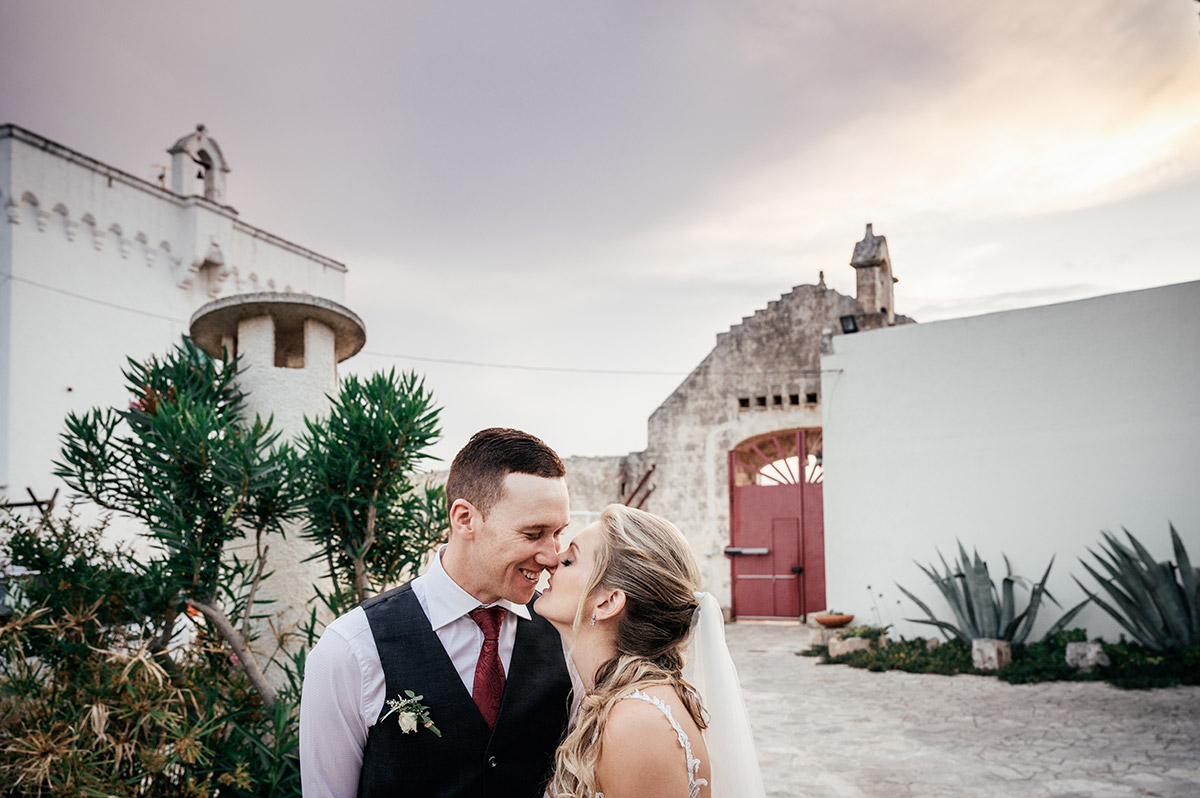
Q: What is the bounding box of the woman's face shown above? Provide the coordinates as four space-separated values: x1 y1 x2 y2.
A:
534 520 603 633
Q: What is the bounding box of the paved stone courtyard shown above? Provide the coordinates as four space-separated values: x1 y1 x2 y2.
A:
726 623 1200 798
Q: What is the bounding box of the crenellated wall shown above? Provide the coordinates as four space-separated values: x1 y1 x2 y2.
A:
567 268 914 612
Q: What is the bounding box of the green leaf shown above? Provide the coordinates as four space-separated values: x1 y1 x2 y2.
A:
1042 595 1092 641
1171 523 1200 641
1072 524 1200 652
897 580 967 642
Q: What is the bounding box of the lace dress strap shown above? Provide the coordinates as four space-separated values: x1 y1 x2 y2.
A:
612 689 709 798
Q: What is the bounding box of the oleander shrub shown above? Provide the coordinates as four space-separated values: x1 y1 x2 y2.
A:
0 511 277 797
2 338 446 797
293 369 445 619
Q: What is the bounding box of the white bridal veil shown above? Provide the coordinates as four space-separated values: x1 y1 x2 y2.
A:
683 592 767 798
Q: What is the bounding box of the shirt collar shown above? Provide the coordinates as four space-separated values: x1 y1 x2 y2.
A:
422 546 532 632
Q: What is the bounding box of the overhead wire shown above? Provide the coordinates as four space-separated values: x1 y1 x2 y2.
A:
359 349 685 376
361 349 837 378
7 273 188 324
8 274 838 378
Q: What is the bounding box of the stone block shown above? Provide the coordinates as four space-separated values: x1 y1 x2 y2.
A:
971 639 1012 671
828 636 872 658
1065 641 1110 673
809 627 845 647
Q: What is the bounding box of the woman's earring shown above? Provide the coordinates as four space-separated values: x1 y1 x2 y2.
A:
589 613 596 626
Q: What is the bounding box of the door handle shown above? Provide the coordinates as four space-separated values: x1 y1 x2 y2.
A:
724 547 769 556
791 566 803 574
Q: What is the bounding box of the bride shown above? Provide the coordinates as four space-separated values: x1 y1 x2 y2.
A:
535 504 765 798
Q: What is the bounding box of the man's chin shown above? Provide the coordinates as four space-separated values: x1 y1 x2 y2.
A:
505 581 538 606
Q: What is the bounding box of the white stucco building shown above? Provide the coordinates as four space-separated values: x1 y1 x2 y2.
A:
0 123 349 503
0 124 367 663
821 280 1200 640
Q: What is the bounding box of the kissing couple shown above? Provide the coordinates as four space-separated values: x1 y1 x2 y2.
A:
300 428 765 798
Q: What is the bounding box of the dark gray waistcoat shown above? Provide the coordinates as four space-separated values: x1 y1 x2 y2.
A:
356 582 572 798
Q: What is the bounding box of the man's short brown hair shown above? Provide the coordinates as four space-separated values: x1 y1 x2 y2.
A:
446 428 566 517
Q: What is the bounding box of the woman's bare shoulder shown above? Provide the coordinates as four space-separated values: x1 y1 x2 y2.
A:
594 687 698 798
604 687 681 737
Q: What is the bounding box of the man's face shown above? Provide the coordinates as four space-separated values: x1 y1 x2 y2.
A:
467 472 570 605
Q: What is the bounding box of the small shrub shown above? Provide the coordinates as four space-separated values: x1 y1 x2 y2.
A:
1098 641 1200 689
814 626 1199 690
842 624 891 643
997 629 1093 685
821 637 977 676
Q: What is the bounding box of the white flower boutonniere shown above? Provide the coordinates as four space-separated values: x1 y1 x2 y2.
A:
380 690 442 737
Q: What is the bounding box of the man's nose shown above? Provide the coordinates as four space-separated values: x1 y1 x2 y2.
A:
534 535 559 566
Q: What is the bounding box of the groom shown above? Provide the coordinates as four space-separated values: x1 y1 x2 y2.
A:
300 428 574 798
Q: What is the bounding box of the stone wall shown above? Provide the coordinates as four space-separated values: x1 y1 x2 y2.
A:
559 454 630 519
635 282 861 606
561 260 912 612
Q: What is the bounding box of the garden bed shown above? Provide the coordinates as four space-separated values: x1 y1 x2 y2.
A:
800 630 1200 689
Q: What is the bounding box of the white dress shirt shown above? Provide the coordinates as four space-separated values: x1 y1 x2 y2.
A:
299 550 529 798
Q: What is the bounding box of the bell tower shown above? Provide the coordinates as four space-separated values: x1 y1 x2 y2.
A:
168 124 231 205
849 223 898 330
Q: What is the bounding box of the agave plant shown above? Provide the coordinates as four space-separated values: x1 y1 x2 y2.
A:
897 543 1088 644
1075 525 1199 652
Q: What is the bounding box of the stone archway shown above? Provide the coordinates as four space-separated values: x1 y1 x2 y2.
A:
727 428 825 620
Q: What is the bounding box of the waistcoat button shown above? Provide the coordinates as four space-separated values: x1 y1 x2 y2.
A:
488 756 499 768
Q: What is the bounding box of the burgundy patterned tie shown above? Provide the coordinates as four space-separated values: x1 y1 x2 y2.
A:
468 606 507 729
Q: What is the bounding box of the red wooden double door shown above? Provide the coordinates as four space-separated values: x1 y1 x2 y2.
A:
727 429 825 620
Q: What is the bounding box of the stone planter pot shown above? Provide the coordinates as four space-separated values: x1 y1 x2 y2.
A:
815 613 854 628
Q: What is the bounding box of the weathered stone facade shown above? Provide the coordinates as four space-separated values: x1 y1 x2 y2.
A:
563 225 913 613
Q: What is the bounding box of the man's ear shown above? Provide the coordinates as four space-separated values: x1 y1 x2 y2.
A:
593 588 626 623
449 499 479 540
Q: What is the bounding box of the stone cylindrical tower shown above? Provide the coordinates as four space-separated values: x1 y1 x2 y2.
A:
190 292 365 676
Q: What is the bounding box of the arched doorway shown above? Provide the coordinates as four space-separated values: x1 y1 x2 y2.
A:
726 429 825 620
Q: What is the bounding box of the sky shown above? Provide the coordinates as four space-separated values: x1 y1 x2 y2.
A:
3 0 1199 463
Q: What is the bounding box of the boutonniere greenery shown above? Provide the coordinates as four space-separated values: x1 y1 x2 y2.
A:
380 690 442 737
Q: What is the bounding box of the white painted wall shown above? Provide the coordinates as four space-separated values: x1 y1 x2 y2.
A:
1 135 14 491
0 125 347 503
820 282 1200 642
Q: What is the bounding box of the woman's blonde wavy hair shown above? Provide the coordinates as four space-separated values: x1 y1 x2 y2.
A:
546 504 705 798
